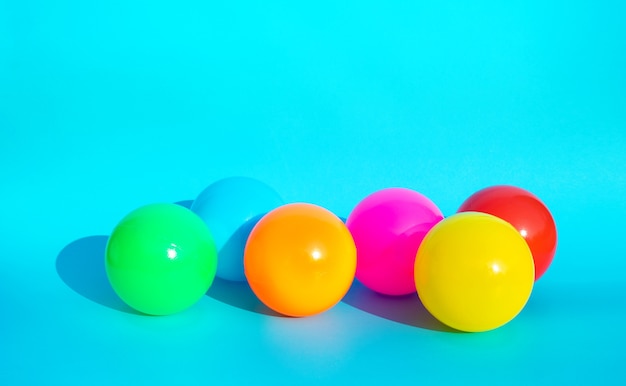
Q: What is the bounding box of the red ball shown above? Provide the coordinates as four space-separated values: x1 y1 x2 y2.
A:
458 185 557 281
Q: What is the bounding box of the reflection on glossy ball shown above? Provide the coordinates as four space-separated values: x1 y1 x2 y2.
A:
191 177 283 281
458 185 557 280
105 203 217 315
415 212 534 332
346 188 443 296
244 203 357 317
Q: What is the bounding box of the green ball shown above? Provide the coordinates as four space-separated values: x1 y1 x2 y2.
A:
105 203 218 315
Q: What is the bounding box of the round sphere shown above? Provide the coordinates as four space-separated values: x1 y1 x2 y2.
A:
105 203 218 315
244 203 356 317
346 188 443 296
415 212 535 332
191 177 283 281
457 185 557 280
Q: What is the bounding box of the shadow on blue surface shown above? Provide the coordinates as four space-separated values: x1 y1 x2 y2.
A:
206 278 282 317
343 281 460 332
55 235 139 314
54 234 282 317
175 199 194 209
178 198 280 315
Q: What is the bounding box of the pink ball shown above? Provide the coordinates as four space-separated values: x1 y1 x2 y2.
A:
346 188 444 296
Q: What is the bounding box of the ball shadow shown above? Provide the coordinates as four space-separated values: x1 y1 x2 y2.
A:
342 281 460 332
206 277 282 317
55 235 138 314
200 210 282 317
174 199 194 209
217 213 264 280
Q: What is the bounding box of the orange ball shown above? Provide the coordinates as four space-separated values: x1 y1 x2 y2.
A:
244 203 357 317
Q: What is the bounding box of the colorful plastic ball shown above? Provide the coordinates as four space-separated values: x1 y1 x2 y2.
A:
346 188 444 296
415 212 535 332
457 185 557 281
105 203 218 315
190 177 283 282
244 203 356 317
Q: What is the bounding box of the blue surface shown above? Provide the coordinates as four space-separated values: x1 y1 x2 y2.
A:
2 1 625 384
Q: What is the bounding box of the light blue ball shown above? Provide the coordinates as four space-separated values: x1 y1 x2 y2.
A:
190 177 284 281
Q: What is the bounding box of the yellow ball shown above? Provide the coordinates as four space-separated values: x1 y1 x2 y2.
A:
415 212 535 332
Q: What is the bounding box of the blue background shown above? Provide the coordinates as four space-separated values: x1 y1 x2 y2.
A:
2 1 625 384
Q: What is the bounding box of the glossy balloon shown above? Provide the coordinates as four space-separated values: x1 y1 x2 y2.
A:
457 185 557 280
415 212 535 332
191 177 283 281
346 188 443 296
105 203 218 315
244 203 357 317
